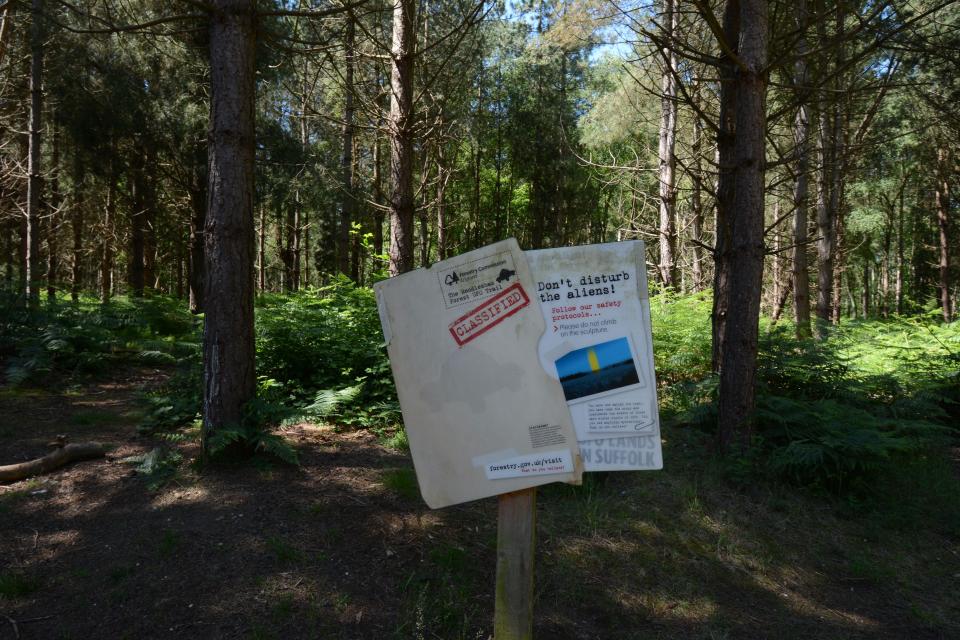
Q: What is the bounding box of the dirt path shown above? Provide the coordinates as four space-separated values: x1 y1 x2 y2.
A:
1 370 958 640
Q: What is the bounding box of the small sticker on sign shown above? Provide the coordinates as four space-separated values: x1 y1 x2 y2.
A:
484 449 573 480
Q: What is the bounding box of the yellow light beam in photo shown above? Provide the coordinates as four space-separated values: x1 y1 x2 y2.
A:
587 348 600 373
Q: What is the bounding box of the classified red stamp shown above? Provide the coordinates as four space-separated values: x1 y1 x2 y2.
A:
449 283 530 346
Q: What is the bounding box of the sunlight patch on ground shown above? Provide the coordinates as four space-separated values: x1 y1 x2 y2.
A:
782 584 882 630
150 485 212 509
619 589 720 622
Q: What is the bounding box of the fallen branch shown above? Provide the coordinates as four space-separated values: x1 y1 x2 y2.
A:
0 442 107 483
2 613 18 640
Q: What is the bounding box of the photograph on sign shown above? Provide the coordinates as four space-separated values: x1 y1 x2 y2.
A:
375 238 583 508
527 241 663 472
555 337 642 402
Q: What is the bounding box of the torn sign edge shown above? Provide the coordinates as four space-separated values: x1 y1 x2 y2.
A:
527 240 664 470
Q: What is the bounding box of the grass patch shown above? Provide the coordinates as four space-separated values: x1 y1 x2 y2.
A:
271 593 296 622
158 529 182 558
265 536 303 564
374 426 409 451
0 573 38 598
109 565 135 584
380 467 419 501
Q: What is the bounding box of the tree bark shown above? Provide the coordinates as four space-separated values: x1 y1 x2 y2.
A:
70 151 83 302
144 148 158 290
189 163 206 313
711 0 740 373
791 0 812 339
388 0 415 276
372 134 384 258
100 158 117 303
657 0 679 289
257 205 266 291
896 179 905 314
0 442 107 484
338 17 355 277
202 0 257 454
129 152 147 297
814 106 834 338
46 117 61 302
715 0 768 452
861 261 870 318
936 146 952 322
436 154 449 261
25 0 43 307
690 83 705 292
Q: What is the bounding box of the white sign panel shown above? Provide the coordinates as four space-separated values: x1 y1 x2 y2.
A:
527 241 663 471
375 239 583 508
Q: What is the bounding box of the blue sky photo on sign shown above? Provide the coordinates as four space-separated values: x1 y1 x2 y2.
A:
554 337 639 401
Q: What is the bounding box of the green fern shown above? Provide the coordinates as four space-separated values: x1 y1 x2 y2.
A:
303 384 363 418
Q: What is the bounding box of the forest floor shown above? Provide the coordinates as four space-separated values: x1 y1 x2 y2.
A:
1 366 959 640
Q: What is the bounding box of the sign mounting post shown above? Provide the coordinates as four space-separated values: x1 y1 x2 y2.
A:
494 488 536 640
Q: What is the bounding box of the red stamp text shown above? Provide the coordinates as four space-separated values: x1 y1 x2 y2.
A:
449 283 530 346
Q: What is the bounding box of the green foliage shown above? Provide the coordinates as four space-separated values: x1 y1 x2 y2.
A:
755 396 948 491
255 279 399 427
0 572 38 598
649 290 714 385
660 293 958 493
206 424 300 467
381 467 420 501
121 446 184 491
265 536 303 564
0 293 200 386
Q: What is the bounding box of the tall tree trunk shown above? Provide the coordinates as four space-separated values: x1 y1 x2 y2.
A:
494 64 505 241
0 6 11 70
189 179 206 313
437 156 448 261
372 134 384 258
176 233 184 299
338 18 355 277
827 5 848 328
282 206 296 290
896 180 905 314
46 117 61 302
70 151 83 302
350 140 361 282
936 146 952 322
657 0 679 289
715 0 768 452
881 213 891 317
3 215 13 285
303 213 310 286
472 79 484 249
814 109 834 338
100 159 116 303
257 205 266 291
202 0 257 454
25 0 43 307
711 1 740 373
690 83 705 291
144 148 158 290
129 152 147 297
791 0 811 338
388 0 415 276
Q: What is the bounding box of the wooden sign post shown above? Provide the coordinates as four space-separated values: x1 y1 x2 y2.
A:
494 488 537 640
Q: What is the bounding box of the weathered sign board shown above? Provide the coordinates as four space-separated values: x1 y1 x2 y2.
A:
375 239 661 510
527 241 662 472
374 239 583 509
377 238 663 639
